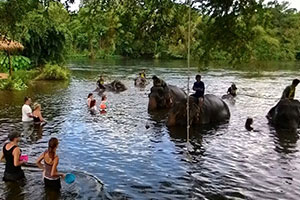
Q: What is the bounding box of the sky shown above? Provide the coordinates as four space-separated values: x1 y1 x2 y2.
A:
67 0 300 12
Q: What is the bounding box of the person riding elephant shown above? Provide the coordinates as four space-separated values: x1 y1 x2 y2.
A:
191 74 205 107
266 79 300 131
135 70 147 87
267 98 300 131
167 94 230 126
227 83 237 97
281 79 299 100
148 76 186 111
97 75 105 90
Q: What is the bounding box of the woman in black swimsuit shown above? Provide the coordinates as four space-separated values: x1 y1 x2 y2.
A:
0 132 26 181
32 103 46 123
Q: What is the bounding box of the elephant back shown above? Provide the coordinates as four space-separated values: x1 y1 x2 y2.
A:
200 94 230 124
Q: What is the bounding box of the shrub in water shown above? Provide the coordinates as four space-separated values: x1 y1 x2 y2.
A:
36 64 70 80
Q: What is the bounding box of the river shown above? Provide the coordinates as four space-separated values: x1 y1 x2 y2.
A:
0 59 300 199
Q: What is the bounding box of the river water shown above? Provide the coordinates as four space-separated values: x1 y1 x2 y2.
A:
0 59 300 200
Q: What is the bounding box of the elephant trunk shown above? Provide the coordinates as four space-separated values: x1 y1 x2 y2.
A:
148 96 157 111
167 112 177 126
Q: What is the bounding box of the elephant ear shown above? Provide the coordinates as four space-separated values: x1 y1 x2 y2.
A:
188 98 201 123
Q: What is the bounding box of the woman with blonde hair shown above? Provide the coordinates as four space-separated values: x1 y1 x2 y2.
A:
32 103 46 123
36 137 64 190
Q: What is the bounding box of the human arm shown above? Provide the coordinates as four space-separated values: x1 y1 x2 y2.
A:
36 152 45 170
12 147 25 166
192 83 197 91
24 106 33 118
0 151 4 162
38 111 46 122
51 157 65 178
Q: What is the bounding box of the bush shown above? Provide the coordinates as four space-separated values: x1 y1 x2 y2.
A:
36 64 70 80
12 70 39 84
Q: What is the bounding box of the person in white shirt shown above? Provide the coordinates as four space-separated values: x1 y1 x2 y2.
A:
22 97 33 122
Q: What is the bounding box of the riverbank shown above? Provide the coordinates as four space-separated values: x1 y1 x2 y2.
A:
0 64 70 91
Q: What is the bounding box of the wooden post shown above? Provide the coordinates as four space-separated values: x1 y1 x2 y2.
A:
7 51 12 76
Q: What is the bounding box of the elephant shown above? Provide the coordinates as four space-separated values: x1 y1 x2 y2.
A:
222 94 236 105
148 84 186 111
134 77 148 87
167 94 230 126
94 80 127 93
267 99 300 131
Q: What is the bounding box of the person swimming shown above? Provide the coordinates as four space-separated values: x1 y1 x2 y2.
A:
245 118 254 131
36 137 65 190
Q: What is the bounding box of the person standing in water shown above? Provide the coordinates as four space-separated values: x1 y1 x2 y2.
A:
36 137 65 190
22 97 33 122
87 93 94 107
100 95 107 111
281 79 300 100
32 103 46 123
192 75 205 106
1 132 26 182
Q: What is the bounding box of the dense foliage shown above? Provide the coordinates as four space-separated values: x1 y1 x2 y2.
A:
36 64 70 80
0 55 32 72
1 0 300 66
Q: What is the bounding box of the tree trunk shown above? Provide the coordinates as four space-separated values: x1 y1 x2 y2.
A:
8 52 12 76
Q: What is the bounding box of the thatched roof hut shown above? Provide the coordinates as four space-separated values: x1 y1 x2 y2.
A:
0 35 24 53
0 35 24 76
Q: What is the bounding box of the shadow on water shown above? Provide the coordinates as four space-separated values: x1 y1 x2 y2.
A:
271 127 299 154
0 168 110 200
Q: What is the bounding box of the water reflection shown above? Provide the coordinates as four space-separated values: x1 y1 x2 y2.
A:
273 128 299 154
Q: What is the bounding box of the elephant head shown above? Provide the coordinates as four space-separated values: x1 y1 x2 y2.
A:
111 80 127 92
270 99 300 131
148 86 173 111
167 97 201 126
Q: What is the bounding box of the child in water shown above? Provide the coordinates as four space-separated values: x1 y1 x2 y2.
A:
100 95 107 113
